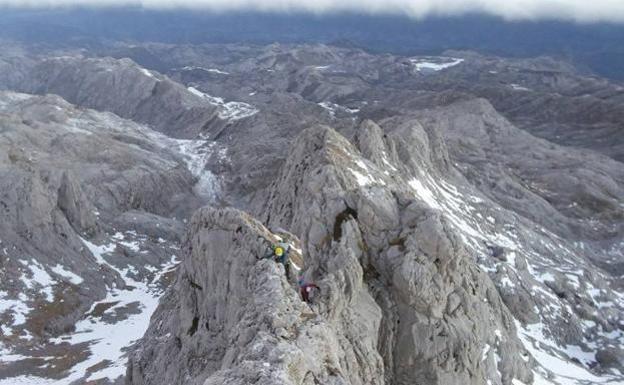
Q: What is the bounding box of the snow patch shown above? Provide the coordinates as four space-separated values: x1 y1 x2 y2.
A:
174 139 220 200
350 169 375 186
140 128 223 203
408 178 441 209
0 92 35 110
188 86 258 121
112 232 141 252
17 234 180 384
510 84 531 91
0 292 32 330
51 264 83 285
19 260 55 302
410 57 464 72
139 68 158 80
516 320 617 384
181 66 229 75
49 275 161 383
81 238 116 266
318 101 360 117
482 343 491 361
349 158 385 187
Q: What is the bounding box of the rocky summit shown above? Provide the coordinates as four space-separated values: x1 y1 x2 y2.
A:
0 38 622 385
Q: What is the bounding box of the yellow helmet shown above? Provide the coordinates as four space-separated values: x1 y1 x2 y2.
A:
274 246 284 257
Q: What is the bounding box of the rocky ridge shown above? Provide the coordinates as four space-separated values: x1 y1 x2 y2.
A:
0 42 622 385
0 90 219 383
129 105 623 384
128 117 611 384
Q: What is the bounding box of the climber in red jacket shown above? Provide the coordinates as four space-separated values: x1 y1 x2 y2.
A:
298 275 320 304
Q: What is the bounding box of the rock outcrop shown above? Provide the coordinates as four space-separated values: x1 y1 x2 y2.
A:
0 91 204 381
1 41 623 385
127 207 384 385
1 56 237 138
128 123 534 385
260 124 534 385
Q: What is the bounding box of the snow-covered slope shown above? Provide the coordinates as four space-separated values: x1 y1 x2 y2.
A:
0 91 224 384
410 57 465 72
187 86 258 122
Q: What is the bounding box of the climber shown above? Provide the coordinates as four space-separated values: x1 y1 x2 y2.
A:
298 275 320 304
267 241 292 278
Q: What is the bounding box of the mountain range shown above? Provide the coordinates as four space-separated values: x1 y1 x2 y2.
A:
0 17 623 385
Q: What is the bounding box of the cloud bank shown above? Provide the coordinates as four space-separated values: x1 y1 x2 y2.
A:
3 0 624 24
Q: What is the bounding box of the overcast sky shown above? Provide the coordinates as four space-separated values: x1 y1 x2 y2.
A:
2 0 624 24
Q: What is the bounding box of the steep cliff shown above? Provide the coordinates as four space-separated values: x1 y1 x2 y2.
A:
128 123 536 385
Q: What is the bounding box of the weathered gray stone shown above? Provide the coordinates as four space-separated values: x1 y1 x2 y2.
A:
129 124 534 385
127 206 385 385
0 91 201 380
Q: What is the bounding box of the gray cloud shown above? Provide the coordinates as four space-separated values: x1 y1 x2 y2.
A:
3 0 624 23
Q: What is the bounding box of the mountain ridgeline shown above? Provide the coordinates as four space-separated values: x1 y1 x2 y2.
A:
0 40 622 385
2 9 624 80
